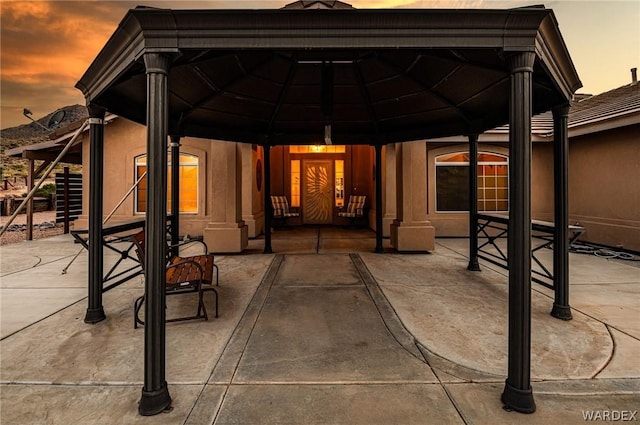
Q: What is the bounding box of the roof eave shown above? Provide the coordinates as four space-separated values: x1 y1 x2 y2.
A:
76 8 560 107
534 12 582 102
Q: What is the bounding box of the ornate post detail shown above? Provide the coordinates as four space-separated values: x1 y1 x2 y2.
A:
263 144 273 254
85 104 106 324
502 51 536 414
467 134 481 271
138 52 172 416
551 104 572 320
375 143 384 253
169 135 181 258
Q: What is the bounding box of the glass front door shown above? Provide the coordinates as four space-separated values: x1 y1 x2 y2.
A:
302 160 334 224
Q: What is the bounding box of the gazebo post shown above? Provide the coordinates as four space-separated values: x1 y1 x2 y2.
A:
374 143 384 253
84 104 106 324
26 159 34 241
263 144 273 254
551 104 573 320
138 52 172 416
467 134 480 271
170 135 181 257
502 51 536 414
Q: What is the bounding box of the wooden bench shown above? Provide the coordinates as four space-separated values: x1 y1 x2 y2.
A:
131 230 219 328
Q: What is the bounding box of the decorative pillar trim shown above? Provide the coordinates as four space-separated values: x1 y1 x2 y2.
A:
551 103 572 320
467 134 481 271
502 51 536 414
138 52 172 417
85 103 106 324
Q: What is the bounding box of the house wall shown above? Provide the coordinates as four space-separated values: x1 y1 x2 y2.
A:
241 144 265 237
425 141 555 237
76 118 252 251
569 125 640 252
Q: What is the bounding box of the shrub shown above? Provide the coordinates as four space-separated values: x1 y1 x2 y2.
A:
34 183 56 197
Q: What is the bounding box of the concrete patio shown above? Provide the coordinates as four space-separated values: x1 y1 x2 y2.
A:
1 227 638 424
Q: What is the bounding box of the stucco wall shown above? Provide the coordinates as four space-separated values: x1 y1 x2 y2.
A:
569 125 640 251
76 118 238 239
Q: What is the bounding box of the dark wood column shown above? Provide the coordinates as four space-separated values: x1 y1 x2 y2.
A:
551 104 573 320
263 144 273 254
467 134 480 271
138 52 172 416
26 159 35 241
502 51 536 414
169 135 181 257
374 143 384 253
84 104 106 324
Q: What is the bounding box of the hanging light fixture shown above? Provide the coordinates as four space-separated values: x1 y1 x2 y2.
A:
321 61 334 145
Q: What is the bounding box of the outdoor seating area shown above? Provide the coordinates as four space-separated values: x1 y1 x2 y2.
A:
338 195 367 227
131 230 219 328
270 195 300 228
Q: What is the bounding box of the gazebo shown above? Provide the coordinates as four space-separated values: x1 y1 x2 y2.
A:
76 1 581 416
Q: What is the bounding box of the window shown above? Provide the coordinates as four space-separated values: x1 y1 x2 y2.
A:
135 153 199 214
289 145 345 154
435 152 509 213
291 160 301 207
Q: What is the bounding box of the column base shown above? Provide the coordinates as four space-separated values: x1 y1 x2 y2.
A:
243 212 264 239
382 216 395 238
139 382 172 416
84 307 106 324
551 303 573 320
390 222 435 252
204 224 248 253
467 259 481 271
501 380 536 414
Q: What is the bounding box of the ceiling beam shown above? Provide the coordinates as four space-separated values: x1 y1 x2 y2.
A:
176 54 277 123
267 56 298 139
377 55 473 126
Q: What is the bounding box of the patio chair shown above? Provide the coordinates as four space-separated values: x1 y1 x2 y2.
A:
270 195 300 228
338 195 367 227
131 230 218 328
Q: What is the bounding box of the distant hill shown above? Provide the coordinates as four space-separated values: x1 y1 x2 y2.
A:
1 105 88 145
1 105 87 181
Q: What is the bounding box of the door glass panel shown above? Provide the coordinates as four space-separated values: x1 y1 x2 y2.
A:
303 160 333 224
335 160 344 207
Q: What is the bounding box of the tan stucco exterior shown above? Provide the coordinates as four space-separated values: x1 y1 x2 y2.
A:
74 113 639 254
568 125 640 251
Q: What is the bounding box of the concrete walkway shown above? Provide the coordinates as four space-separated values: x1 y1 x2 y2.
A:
1 228 638 424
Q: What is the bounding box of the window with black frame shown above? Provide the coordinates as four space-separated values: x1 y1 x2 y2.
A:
435 152 509 213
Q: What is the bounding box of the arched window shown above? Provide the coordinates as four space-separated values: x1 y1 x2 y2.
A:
134 153 199 214
435 152 509 213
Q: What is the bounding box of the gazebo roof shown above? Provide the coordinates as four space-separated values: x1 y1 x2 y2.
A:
76 4 581 146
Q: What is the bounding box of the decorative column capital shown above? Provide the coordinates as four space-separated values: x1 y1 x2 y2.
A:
552 103 571 118
507 52 536 74
144 52 172 75
87 104 106 120
169 135 182 148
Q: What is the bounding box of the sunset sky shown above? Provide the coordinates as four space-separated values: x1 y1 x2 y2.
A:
1 0 638 129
